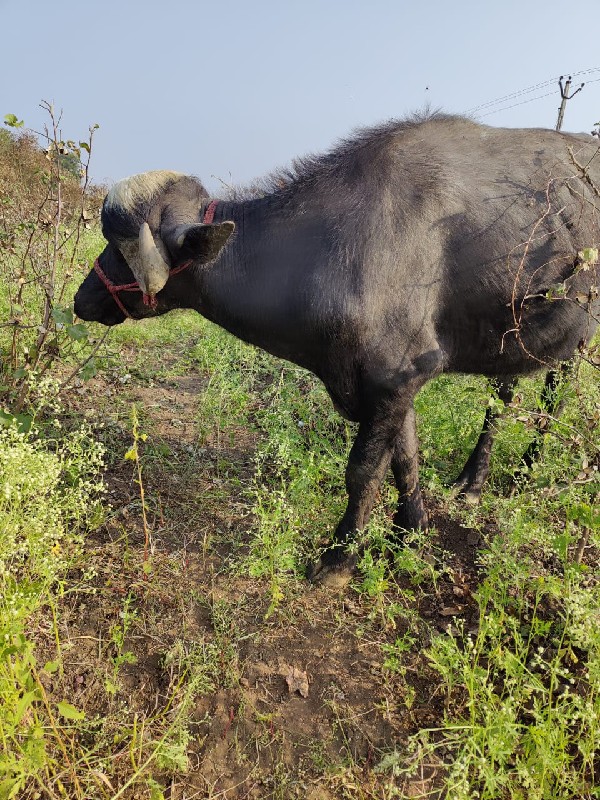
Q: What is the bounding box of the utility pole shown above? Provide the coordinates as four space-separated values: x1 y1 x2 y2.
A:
555 75 585 131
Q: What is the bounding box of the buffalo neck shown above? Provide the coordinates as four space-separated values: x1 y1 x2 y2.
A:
192 191 328 369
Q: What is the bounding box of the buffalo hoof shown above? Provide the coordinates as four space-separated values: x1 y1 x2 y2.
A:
306 550 359 589
450 477 483 505
462 489 482 505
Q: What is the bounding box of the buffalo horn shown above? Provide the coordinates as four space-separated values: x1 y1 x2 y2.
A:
137 222 171 296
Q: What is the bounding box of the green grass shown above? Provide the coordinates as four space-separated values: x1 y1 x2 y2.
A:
0 419 106 799
1 301 598 797
185 320 600 798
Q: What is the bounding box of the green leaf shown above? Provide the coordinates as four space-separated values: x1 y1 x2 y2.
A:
0 776 25 800
43 660 60 674
66 322 89 341
567 502 592 525
15 413 33 434
546 283 567 300
553 533 569 560
52 306 74 326
1 411 34 433
80 358 97 381
577 247 598 268
147 779 166 800
4 113 24 128
13 690 40 726
57 700 85 721
0 410 15 427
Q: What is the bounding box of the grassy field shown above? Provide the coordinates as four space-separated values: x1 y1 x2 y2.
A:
1 122 599 799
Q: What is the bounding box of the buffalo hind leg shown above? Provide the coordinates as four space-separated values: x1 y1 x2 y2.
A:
391 406 428 538
520 366 569 471
452 379 515 504
453 366 570 503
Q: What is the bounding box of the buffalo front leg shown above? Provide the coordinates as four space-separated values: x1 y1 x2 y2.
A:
309 348 443 586
308 403 406 584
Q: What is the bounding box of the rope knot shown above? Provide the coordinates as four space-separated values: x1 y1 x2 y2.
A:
143 293 158 309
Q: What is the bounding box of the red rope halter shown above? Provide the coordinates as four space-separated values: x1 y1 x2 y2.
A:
203 199 218 224
93 257 195 317
94 200 218 318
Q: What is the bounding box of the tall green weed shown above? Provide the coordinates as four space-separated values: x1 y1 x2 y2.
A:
0 412 105 798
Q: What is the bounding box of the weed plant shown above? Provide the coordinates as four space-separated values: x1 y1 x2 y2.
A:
1 106 107 424
381 360 599 798
0 412 106 798
188 320 354 608
192 315 598 797
0 108 227 799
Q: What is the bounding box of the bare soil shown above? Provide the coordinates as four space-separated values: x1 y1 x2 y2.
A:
53 346 491 799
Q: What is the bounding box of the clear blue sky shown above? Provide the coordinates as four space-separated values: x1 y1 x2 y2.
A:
2 0 600 194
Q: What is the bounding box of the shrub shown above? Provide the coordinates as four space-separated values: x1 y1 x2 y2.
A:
0 103 106 418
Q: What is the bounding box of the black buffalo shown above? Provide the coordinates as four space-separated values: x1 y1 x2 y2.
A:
75 114 599 583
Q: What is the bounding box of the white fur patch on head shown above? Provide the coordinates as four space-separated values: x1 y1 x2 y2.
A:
105 170 185 214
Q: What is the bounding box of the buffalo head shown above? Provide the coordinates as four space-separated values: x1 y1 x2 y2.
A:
74 170 234 324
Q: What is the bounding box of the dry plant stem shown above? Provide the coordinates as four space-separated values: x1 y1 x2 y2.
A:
107 696 200 800
13 104 64 413
30 663 85 799
58 327 111 391
130 409 151 575
501 168 600 395
504 182 559 368
37 102 63 355
59 123 97 306
510 406 600 456
568 145 600 201
574 526 591 565
31 772 61 800
10 211 46 370
6 103 102 413
137 452 150 574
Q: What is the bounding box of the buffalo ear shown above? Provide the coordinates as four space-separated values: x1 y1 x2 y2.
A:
174 221 235 264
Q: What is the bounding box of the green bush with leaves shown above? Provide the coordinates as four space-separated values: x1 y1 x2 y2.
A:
0 415 105 799
1 104 106 420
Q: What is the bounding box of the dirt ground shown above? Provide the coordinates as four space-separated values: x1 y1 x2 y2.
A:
53 348 491 799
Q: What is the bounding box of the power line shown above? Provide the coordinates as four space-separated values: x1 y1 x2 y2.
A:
465 67 600 117
468 74 600 123
476 90 557 118
570 67 600 79
464 78 559 114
